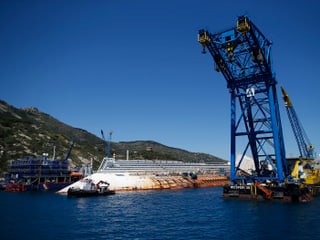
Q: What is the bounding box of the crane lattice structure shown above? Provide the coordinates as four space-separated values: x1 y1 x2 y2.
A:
101 130 113 158
280 87 314 159
198 16 289 183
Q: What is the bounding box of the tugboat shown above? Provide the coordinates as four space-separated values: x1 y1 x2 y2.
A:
67 179 115 197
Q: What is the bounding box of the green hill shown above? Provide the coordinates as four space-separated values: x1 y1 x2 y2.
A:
0 100 226 174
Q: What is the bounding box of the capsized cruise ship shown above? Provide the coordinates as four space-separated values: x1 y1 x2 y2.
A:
57 157 230 193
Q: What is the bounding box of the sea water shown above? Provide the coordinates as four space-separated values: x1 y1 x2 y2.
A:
1 187 319 240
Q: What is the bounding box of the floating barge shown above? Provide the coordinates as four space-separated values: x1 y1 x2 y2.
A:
5 156 82 192
222 181 314 202
221 157 320 202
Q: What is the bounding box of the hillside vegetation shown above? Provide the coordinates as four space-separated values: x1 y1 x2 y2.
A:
0 100 226 174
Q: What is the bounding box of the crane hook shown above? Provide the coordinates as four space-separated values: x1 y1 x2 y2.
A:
201 46 207 54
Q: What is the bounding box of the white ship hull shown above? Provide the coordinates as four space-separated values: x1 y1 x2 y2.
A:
57 158 229 193
58 172 157 193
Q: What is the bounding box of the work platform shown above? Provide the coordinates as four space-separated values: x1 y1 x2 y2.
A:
222 182 315 202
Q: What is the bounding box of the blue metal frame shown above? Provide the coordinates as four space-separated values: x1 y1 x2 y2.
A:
198 16 288 182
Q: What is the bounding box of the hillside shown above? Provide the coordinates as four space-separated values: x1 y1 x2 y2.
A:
0 100 227 174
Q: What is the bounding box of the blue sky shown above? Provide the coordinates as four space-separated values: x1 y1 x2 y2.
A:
1 0 320 160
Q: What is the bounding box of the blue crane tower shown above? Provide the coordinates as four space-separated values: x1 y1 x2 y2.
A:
198 16 289 183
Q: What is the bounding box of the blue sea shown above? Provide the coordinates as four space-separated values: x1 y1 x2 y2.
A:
1 187 320 240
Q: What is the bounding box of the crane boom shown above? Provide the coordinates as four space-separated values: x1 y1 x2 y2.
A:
101 130 113 158
280 87 314 159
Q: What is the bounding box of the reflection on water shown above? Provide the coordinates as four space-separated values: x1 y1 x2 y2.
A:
1 188 320 240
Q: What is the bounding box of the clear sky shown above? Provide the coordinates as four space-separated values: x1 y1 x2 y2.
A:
1 0 320 160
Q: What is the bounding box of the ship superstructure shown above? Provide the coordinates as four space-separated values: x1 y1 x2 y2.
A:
98 157 228 174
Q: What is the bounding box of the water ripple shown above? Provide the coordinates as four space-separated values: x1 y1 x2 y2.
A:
1 188 320 240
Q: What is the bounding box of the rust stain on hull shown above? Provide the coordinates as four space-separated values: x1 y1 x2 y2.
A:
113 174 229 192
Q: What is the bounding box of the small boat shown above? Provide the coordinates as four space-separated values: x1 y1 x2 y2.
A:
67 179 115 197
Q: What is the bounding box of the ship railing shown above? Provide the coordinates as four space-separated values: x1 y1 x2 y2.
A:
97 158 230 171
98 166 229 174
98 168 228 176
